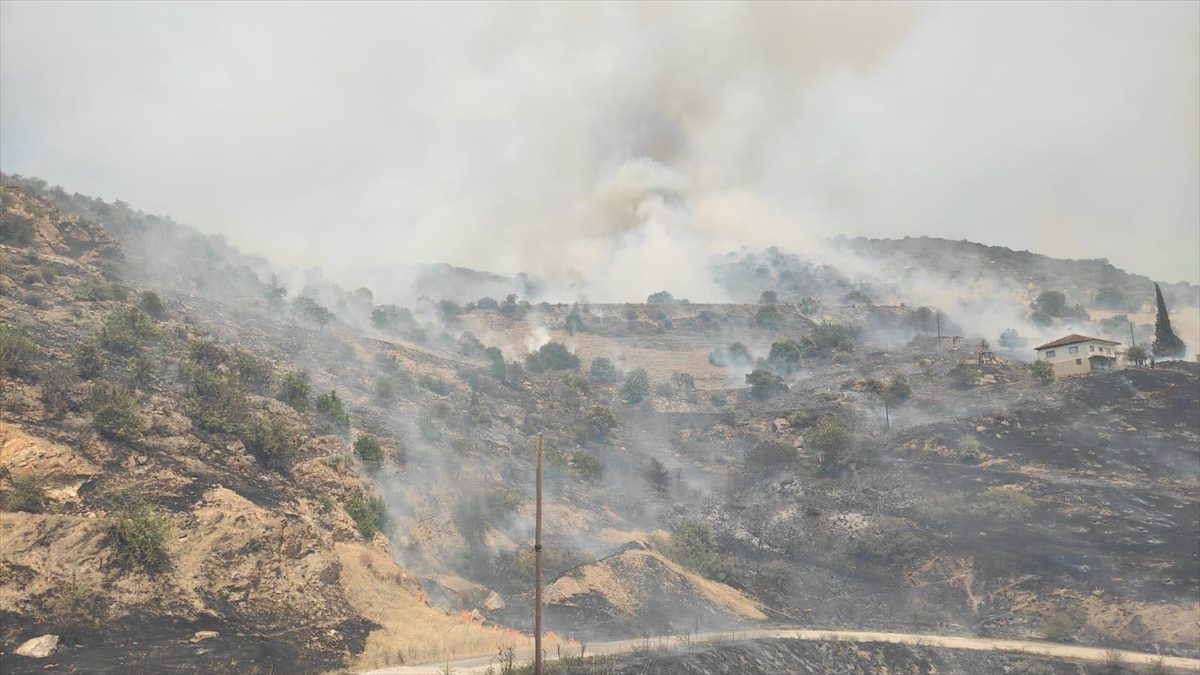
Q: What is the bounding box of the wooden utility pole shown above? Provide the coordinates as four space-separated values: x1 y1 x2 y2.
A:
534 433 543 675
1129 321 1136 346
936 311 941 338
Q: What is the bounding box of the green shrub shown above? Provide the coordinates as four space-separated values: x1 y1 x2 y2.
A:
572 452 604 483
1030 359 1055 383
759 290 778 305
745 369 786 400
49 574 100 626
125 354 155 389
0 212 36 245
187 339 228 369
0 326 38 376
2 475 46 512
766 339 802 375
354 434 384 469
98 306 158 355
589 357 619 383
107 499 171 571
137 290 166 319
801 322 859 355
87 380 143 439
75 340 106 380
74 279 125 302
241 416 297 470
850 517 929 566
345 491 387 539
419 374 451 396
1041 612 1076 641
534 342 580 370
232 350 272 394
620 368 650 404
184 364 247 434
647 290 675 304
670 372 695 393
654 382 674 398
586 404 618 439
40 365 76 417
315 389 350 436
981 485 1036 517
809 416 852 471
294 296 334 329
753 305 784 330
485 347 507 381
658 523 728 581
956 435 981 463
278 370 311 410
745 438 798 475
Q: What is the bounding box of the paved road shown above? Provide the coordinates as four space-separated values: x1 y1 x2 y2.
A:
361 626 1200 674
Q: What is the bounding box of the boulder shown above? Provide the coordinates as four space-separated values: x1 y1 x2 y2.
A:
15 634 58 658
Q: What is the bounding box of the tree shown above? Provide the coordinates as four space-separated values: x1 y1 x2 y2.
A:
745 369 786 400
745 438 798 476
485 346 507 381
1030 359 1055 383
1033 290 1069 317
1125 344 1149 367
645 458 670 493
315 389 350 436
278 370 311 410
766 339 802 375
1151 283 1186 358
647 291 675 305
87 381 143 439
620 368 650 404
137 291 166 319
753 305 784 330
809 416 852 472
998 328 1026 351
535 342 580 370
354 434 385 469
589 357 619 383
585 404 618 439
759 290 778 305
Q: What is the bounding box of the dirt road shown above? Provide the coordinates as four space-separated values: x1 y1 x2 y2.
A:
361 626 1200 674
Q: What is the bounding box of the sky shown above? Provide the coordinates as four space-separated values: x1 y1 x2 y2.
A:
2 1 1198 292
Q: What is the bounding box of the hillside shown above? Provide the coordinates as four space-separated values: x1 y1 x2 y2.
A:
2 175 1198 673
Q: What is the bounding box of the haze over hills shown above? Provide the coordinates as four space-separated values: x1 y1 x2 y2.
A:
2 175 1197 673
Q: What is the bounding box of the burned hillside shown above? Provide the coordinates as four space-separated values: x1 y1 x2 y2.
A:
2 175 1198 673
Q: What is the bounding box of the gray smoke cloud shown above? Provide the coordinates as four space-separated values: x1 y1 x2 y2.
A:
2 1 1197 293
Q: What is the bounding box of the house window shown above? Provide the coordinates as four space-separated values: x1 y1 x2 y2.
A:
1046 350 1056 358
1076 358 1082 365
1089 345 1095 352
1069 346 1079 354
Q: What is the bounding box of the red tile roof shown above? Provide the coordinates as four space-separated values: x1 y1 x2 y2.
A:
1033 333 1120 351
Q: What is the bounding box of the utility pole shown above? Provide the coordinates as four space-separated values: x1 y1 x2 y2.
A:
883 394 890 432
534 433 543 675
936 311 941 338
1129 321 1136 346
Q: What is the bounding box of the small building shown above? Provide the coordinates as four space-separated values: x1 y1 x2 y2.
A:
1033 334 1120 377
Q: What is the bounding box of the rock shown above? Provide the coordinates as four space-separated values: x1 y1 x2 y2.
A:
15 634 58 658
975 425 987 433
190 631 219 643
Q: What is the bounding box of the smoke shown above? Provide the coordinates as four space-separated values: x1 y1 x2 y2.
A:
3 2 1196 291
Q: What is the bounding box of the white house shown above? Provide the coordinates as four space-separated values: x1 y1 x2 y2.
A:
1033 334 1120 377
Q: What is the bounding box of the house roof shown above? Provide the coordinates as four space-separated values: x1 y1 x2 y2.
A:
1033 333 1120 351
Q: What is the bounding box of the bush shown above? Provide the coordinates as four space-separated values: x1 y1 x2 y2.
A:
589 357 619 383
572 452 604 483
586 404 618 439
278 370 311 410
645 457 670 493
766 339 802 375
75 340 106 380
1041 612 1075 641
354 434 385 469
746 369 786 400
801 322 859 355
184 364 247 434
98 306 158 355
658 523 728 581
232 350 272 394
1030 359 1055 383
315 389 350 436
534 342 580 370
419 374 451 395
646 290 675 304
753 305 784 330
0 326 38 376
620 368 650 404
87 381 143 439
107 499 171 571
40 366 75 417
294 296 334 329
485 346 507 381
981 485 1036 517
476 296 499 310
745 438 798 475
187 339 228 369
241 416 297 470
0 212 36 245
2 475 46 512
345 492 387 539
809 416 852 471
759 290 778 305
850 517 929 566
956 435 981 463
125 354 155 389
137 290 166 319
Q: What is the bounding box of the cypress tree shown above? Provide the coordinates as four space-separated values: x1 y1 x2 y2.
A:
1151 283 1186 358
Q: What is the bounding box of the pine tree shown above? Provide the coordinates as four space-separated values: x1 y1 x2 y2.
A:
1151 283 1186 358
